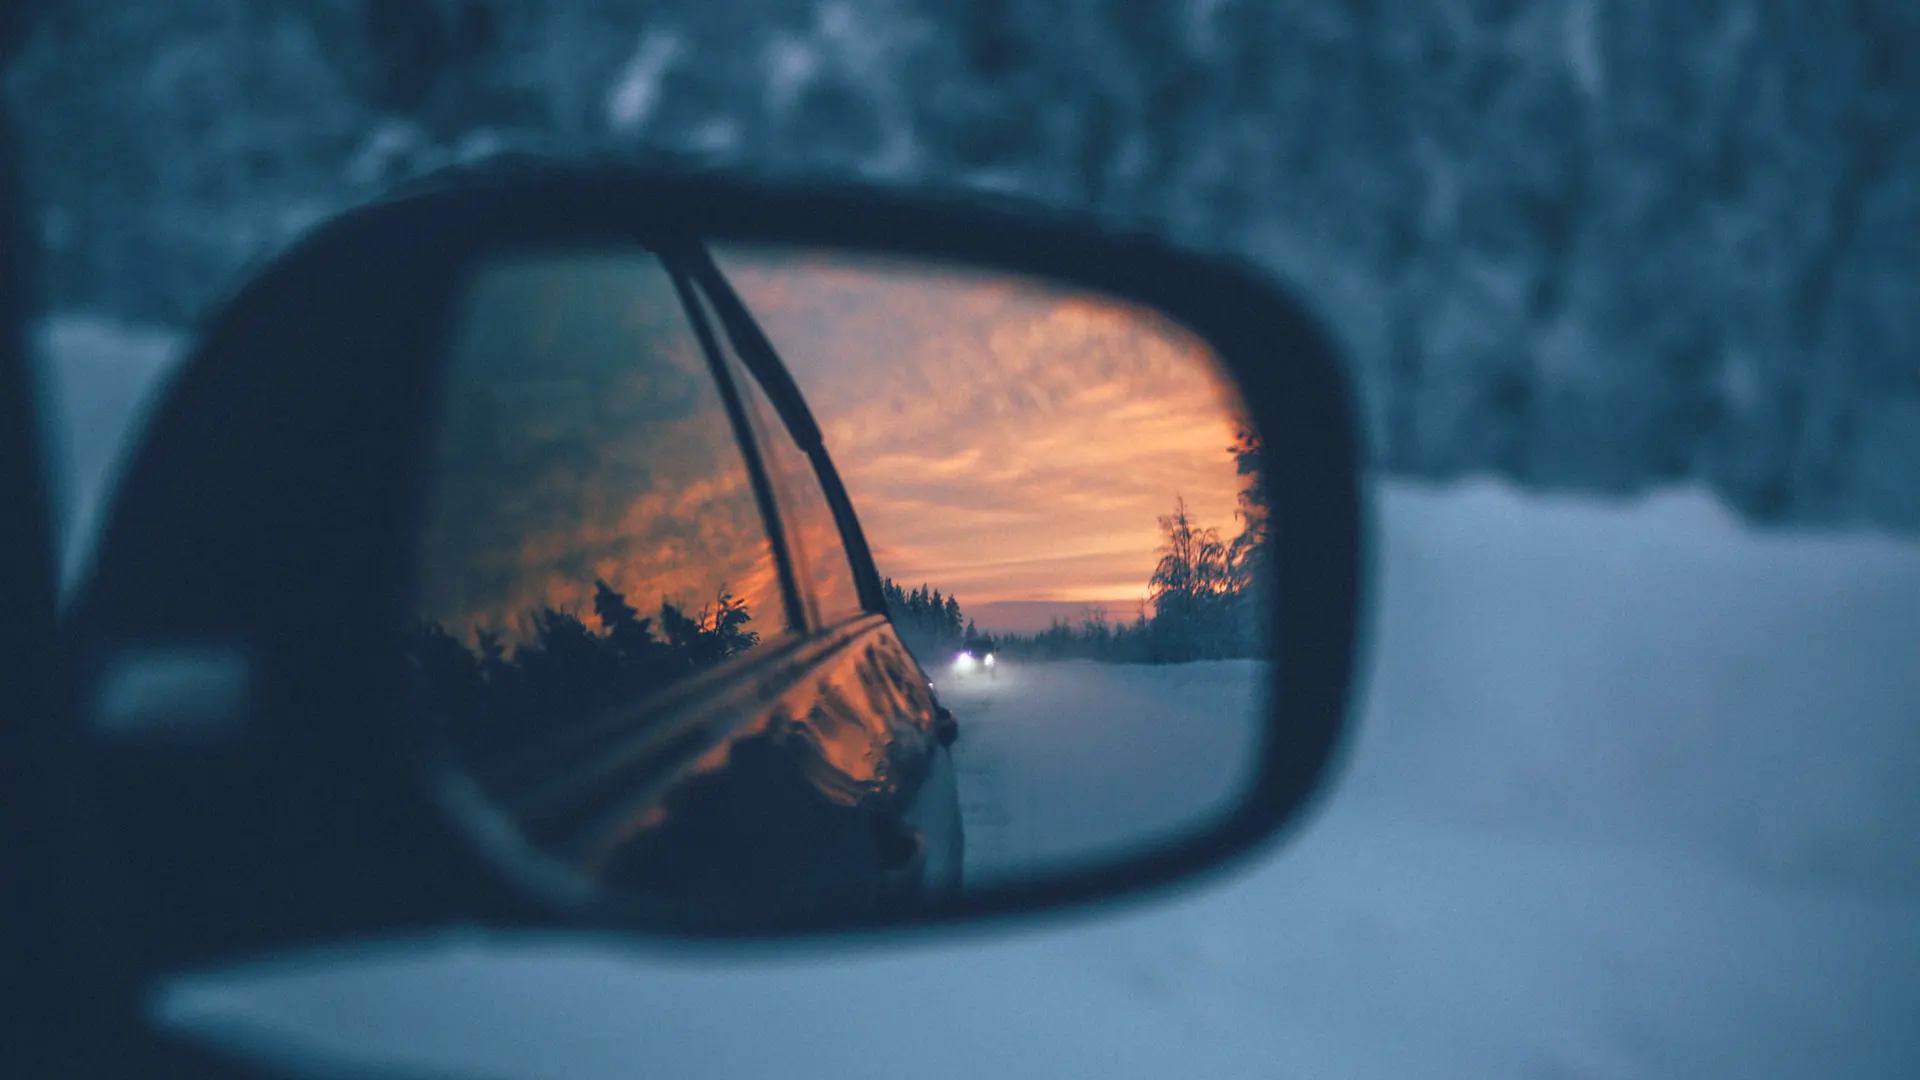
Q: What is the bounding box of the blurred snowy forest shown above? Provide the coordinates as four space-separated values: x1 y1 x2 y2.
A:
6 0 1917 530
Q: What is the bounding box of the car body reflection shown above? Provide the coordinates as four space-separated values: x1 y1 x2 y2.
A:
593 617 963 920
426 613 961 924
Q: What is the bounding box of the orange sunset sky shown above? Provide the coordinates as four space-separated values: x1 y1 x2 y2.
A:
411 248 1252 642
715 247 1249 633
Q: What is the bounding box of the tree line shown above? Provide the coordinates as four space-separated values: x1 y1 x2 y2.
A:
878 578 983 663
404 580 762 759
406 425 1272 739
892 427 1270 666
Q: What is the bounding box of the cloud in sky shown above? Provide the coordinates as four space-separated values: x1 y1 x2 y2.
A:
408 246 1254 645
714 247 1250 614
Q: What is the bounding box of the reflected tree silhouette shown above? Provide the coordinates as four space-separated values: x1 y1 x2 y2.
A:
402 576 945 922
996 430 1270 664
404 579 764 759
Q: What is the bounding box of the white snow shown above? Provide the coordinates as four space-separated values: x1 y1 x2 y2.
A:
149 479 1920 1080
935 658 1266 886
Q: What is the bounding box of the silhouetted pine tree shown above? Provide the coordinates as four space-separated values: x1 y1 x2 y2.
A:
878 576 974 664
402 580 769 763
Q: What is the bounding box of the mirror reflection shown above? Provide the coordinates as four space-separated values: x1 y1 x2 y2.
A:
404 243 1270 927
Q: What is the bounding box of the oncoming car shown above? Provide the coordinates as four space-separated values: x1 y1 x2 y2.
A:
954 633 999 678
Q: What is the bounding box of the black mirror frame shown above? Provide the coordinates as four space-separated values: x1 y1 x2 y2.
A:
72 158 1368 972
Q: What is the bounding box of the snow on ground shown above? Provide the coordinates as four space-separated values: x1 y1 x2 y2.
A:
36 317 1920 1078
933 657 1265 886
1351 483 1920 900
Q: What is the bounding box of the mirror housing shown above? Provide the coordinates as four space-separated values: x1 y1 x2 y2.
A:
68 159 1366 974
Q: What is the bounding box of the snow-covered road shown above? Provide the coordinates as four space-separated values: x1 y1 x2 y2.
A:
936 658 1265 887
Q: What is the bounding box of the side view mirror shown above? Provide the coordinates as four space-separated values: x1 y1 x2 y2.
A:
70 159 1365 971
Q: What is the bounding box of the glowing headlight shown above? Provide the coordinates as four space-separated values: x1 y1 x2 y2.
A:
984 654 996 666
954 651 976 670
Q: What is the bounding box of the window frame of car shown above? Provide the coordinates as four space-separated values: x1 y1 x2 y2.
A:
410 242 921 870
669 253 876 635
420 235 886 651
680 245 892 623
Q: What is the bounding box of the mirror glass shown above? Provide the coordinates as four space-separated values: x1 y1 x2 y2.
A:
403 243 1272 928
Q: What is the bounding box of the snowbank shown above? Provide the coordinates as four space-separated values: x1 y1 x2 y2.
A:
1350 480 1920 898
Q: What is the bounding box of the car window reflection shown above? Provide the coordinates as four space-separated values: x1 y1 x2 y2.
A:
690 286 866 628
406 250 782 760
